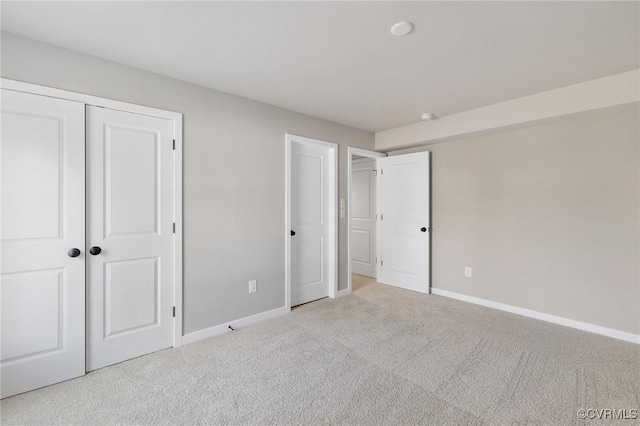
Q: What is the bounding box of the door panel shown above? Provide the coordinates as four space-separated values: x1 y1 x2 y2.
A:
296 154 323 225
104 257 159 337
2 112 61 240
1 269 63 359
351 160 377 278
105 126 159 236
290 139 333 306
351 230 370 263
0 89 85 398
87 106 174 371
297 238 323 286
379 152 430 293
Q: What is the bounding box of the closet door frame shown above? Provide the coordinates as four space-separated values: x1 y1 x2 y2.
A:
1 78 184 347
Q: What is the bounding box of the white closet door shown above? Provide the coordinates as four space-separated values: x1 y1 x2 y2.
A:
1 89 86 398
351 159 377 278
379 152 430 293
86 106 174 371
290 140 333 306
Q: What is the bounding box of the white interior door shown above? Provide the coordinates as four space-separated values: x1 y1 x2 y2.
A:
290 138 335 306
379 152 430 293
0 89 85 398
86 106 174 371
351 159 377 278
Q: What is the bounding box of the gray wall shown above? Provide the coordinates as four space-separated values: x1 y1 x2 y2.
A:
0 32 374 335
391 104 640 335
3 32 638 337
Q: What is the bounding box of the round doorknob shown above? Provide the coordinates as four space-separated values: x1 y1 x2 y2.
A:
89 246 102 255
420 227 427 232
67 248 81 257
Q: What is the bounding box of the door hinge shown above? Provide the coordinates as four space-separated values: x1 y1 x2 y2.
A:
428 226 432 232
173 223 176 233
373 169 377 176
173 139 176 150
381 214 384 221
173 306 176 317
381 260 384 266
376 257 378 264
381 169 383 175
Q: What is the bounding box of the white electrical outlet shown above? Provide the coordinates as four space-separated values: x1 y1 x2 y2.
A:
249 280 257 293
464 267 472 278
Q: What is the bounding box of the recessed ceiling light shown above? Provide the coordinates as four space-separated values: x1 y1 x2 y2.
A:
391 21 414 37
421 113 438 120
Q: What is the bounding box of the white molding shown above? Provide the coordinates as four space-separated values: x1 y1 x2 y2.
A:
352 157 377 165
173 112 184 347
284 136 292 310
336 288 352 298
376 70 640 150
330 143 337 300
181 307 290 345
2 78 185 347
349 147 387 158
1 78 182 121
431 288 640 345
284 134 338 309
347 147 387 295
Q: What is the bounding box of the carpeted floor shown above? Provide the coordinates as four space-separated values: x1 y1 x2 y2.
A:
2 275 638 425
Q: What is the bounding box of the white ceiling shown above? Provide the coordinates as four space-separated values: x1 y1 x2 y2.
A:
2 1 638 132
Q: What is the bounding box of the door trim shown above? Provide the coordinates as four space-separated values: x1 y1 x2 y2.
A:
2 78 184 347
285 134 338 310
346 147 387 296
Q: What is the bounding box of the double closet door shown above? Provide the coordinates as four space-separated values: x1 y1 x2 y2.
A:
1 89 176 398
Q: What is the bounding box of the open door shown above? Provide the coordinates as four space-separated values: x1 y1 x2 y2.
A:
378 152 430 293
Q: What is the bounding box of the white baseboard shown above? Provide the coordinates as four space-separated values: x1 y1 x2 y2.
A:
431 288 640 345
182 306 290 345
336 288 352 298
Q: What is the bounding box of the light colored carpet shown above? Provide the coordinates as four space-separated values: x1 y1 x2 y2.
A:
2 275 638 425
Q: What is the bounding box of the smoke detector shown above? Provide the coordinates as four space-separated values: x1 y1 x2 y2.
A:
421 113 438 120
391 22 414 37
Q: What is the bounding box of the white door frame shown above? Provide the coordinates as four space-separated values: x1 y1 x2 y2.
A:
285 134 338 310
1 78 184 347
346 147 387 295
